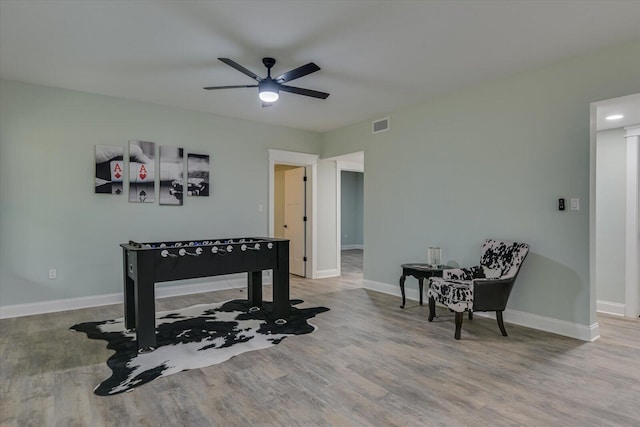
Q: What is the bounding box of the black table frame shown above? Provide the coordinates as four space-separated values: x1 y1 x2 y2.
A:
121 237 289 351
399 263 452 308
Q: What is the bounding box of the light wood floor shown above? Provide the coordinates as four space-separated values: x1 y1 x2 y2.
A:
1 252 639 426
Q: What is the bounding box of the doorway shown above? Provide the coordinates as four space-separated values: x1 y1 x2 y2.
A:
340 170 364 280
591 93 640 319
274 165 306 277
334 152 365 279
268 149 318 278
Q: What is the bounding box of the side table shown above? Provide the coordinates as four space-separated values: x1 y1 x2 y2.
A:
399 264 452 308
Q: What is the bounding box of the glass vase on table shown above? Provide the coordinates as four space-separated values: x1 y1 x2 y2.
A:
427 247 441 268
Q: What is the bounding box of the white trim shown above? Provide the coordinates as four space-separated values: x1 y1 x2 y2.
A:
589 102 598 325
335 161 342 276
316 269 340 279
338 160 365 172
268 149 319 279
362 279 599 341
342 244 364 250
474 310 600 342
624 126 640 318
0 273 272 319
0 293 124 319
596 300 626 316
625 125 640 137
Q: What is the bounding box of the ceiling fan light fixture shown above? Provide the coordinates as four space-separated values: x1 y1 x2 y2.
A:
259 80 279 103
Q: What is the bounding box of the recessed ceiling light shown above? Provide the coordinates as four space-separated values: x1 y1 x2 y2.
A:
605 114 624 120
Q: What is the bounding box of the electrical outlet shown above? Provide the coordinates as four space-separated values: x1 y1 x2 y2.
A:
48 269 57 280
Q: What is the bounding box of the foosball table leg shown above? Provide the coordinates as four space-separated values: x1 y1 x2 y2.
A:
248 271 262 309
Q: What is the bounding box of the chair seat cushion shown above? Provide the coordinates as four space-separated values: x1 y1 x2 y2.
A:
428 277 473 312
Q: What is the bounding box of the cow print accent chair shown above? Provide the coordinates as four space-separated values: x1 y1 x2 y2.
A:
427 239 529 340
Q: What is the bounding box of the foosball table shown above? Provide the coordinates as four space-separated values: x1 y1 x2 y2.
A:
121 237 289 352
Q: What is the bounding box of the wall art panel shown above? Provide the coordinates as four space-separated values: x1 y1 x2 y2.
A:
160 146 184 205
95 144 124 195
187 153 210 197
129 140 155 203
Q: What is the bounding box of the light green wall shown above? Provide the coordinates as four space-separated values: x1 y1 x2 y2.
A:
596 128 627 304
322 40 640 326
0 79 321 306
341 171 364 246
316 159 337 272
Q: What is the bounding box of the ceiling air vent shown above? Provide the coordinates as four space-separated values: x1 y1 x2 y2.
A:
372 117 390 134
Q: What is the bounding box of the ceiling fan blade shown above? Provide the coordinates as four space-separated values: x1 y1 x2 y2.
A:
280 85 330 99
274 62 320 83
203 85 258 90
218 58 262 82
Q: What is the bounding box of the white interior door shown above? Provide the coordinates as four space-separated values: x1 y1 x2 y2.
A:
284 167 306 277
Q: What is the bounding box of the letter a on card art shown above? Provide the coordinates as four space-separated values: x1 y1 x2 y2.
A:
111 162 123 181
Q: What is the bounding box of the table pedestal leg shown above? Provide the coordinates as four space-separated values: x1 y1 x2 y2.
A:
419 278 424 305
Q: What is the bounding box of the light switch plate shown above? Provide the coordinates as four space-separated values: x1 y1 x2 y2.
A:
570 198 580 211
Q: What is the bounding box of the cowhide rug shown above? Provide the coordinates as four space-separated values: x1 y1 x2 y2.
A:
71 299 328 396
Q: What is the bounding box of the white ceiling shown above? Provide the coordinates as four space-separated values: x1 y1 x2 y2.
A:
1 0 639 133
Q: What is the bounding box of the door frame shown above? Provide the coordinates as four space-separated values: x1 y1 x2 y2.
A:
268 149 318 279
335 153 365 277
590 99 640 320
623 125 639 317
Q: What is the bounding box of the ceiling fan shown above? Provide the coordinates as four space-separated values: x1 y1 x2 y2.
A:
204 57 329 106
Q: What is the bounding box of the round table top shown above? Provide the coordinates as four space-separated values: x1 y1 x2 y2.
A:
401 263 453 271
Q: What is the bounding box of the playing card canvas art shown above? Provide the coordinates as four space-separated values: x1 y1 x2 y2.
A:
95 145 124 195
129 140 155 203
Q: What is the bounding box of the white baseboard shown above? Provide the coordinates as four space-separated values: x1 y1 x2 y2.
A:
362 279 600 342
364 279 427 305
316 269 340 279
342 245 364 250
0 273 272 319
596 300 625 316
0 293 124 319
474 310 600 342
363 278 418 301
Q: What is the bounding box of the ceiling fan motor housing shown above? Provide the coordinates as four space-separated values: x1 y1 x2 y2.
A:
262 57 276 71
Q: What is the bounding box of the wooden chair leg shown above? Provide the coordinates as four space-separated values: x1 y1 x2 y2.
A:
497 311 508 336
468 311 473 320
454 312 463 340
428 297 435 322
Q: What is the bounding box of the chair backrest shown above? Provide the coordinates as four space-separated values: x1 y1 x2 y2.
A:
480 239 530 279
